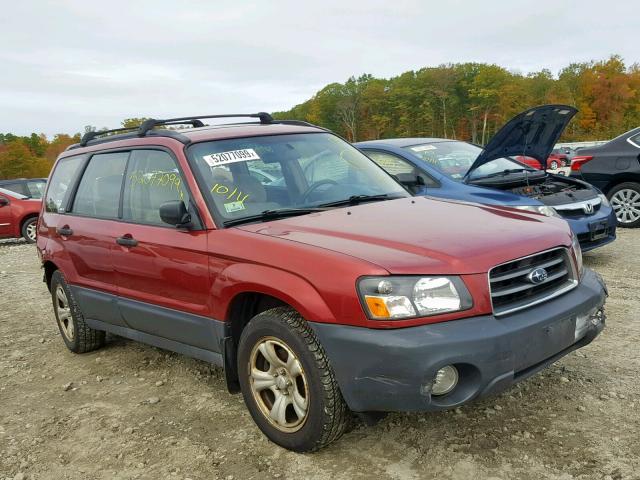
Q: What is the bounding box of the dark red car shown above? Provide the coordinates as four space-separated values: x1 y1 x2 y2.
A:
515 154 567 170
0 187 41 243
37 114 607 451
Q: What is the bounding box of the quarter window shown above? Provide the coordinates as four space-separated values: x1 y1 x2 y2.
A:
366 151 415 176
122 150 190 225
45 156 85 213
366 150 439 188
72 152 128 218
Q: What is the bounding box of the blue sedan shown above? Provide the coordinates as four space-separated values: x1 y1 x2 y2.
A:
356 105 616 252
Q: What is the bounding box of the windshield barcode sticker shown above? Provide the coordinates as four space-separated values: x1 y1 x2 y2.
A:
203 148 260 167
410 144 437 152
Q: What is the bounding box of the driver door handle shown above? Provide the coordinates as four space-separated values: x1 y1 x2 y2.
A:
116 235 138 247
57 226 73 236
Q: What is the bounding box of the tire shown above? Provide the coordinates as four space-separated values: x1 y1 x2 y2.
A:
50 270 106 353
21 217 37 243
549 160 559 170
237 307 350 452
607 182 640 228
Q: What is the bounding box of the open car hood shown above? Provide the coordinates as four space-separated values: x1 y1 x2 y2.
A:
464 105 577 178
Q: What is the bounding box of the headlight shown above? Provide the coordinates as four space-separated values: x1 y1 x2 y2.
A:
597 193 610 207
571 234 583 277
514 205 561 218
358 276 473 320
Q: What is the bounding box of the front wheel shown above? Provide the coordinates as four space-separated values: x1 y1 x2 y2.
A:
21 217 37 243
608 182 640 228
237 307 350 452
549 160 559 170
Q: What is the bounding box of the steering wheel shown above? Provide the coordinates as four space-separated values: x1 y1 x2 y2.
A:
300 179 340 203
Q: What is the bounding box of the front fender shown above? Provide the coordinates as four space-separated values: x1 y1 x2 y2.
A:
215 263 337 323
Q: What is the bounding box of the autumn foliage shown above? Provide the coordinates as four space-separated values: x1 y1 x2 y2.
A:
275 55 640 143
1 56 639 180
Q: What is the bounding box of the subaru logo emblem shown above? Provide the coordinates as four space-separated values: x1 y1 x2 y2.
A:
528 267 548 284
583 203 594 214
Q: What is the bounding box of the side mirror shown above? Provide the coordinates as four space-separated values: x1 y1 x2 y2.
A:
0 197 8 207
395 173 426 193
159 201 192 228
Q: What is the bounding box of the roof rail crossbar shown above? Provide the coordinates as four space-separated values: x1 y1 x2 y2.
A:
80 126 139 147
137 112 274 137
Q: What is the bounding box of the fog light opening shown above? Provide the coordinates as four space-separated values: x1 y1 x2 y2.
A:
432 365 459 396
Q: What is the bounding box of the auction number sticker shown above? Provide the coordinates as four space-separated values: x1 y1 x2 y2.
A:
203 148 261 167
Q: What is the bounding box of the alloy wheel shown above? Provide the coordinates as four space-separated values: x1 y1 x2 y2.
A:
25 222 37 242
248 336 309 433
54 285 74 340
611 188 640 224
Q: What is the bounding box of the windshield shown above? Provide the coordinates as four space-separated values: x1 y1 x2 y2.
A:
404 141 534 181
188 133 408 223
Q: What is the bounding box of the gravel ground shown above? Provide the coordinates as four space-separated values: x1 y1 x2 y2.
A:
0 231 639 480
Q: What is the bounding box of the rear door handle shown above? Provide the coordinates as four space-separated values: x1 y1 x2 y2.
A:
57 226 73 236
116 235 138 247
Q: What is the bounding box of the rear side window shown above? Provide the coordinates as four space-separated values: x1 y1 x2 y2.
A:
0 183 25 196
122 150 190 225
45 156 84 213
72 152 129 218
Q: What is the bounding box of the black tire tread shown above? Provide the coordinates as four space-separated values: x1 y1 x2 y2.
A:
21 217 37 243
51 270 105 353
244 306 350 451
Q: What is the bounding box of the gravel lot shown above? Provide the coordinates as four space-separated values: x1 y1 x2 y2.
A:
1 231 639 480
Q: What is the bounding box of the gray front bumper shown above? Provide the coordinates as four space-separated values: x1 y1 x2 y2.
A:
310 268 607 412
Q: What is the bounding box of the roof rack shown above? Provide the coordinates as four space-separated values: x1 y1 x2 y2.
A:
70 112 320 150
138 112 274 137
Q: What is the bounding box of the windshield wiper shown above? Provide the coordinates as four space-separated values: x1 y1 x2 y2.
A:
318 193 404 208
223 207 326 227
475 168 533 179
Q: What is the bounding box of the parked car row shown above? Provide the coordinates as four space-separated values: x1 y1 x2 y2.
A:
356 105 617 252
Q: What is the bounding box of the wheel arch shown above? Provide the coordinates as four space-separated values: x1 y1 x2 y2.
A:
602 174 640 195
217 264 338 393
19 213 38 232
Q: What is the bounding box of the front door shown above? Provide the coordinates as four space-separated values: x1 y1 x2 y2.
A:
112 149 217 351
0 193 13 237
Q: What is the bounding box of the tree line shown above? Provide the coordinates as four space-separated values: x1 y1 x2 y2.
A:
1 56 638 180
0 119 146 180
274 55 640 144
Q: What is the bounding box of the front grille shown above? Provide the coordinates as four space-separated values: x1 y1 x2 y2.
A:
555 198 601 218
489 248 578 316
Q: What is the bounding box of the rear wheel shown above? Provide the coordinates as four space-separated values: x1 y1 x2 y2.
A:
237 307 350 452
549 160 559 170
50 271 105 353
21 217 37 243
608 182 640 228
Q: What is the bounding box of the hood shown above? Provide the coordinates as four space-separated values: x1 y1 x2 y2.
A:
465 105 577 177
238 197 571 275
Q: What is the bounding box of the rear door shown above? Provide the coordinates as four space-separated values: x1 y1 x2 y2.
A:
112 149 216 350
61 151 129 326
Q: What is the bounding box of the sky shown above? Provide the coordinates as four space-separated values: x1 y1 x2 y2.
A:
1 0 637 137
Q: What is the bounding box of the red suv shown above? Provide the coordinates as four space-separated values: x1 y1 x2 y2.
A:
37 114 607 451
0 187 41 243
